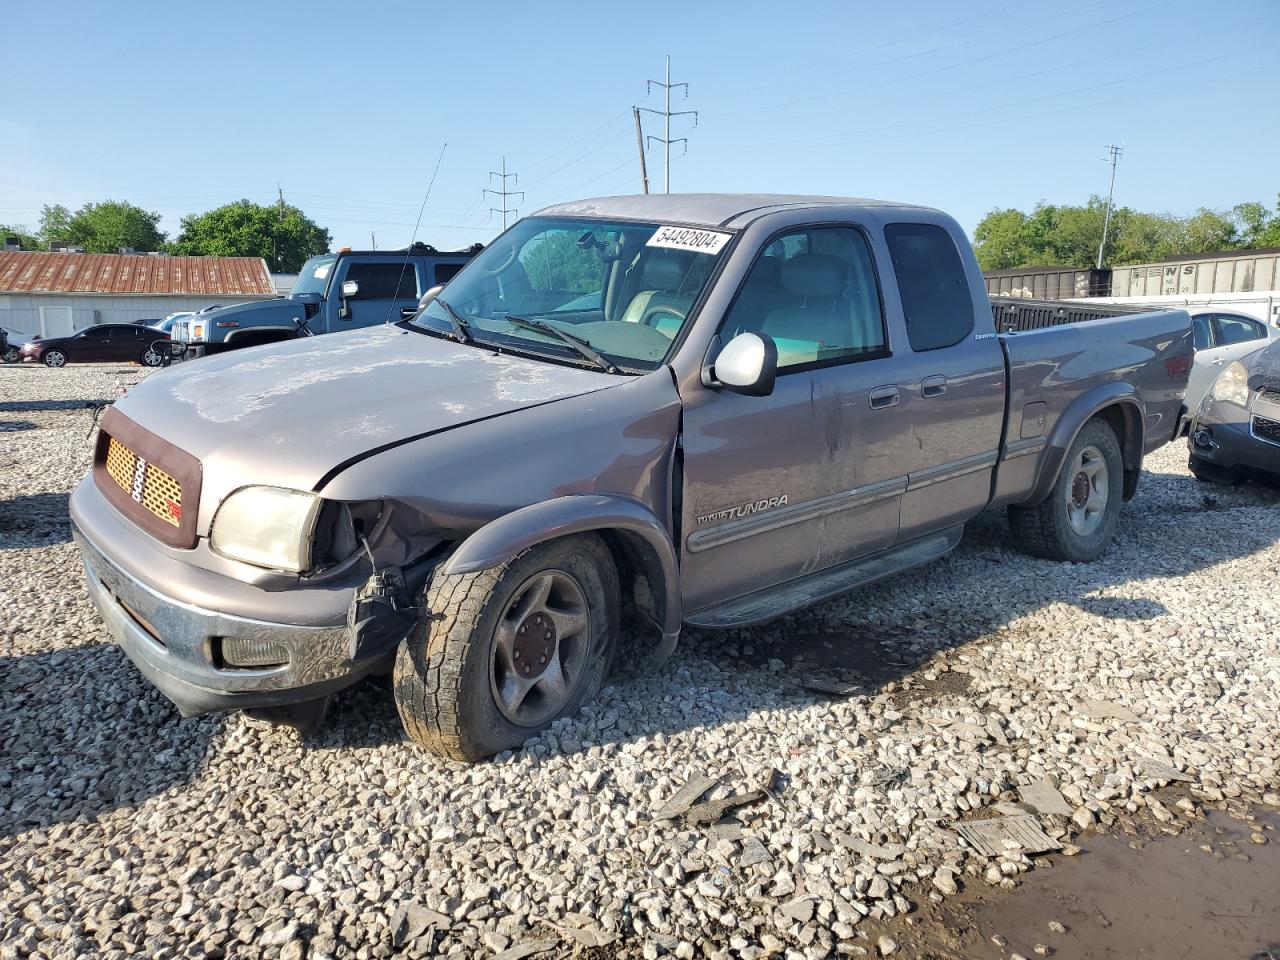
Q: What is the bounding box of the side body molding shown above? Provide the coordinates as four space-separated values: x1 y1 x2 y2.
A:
1026 380 1146 506
439 494 682 657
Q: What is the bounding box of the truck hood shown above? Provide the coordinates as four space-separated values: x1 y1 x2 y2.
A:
112 325 618 530
196 297 305 327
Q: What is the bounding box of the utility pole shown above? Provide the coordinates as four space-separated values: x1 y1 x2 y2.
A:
637 55 697 193
370 232 376 250
484 157 524 230
274 184 286 272
633 107 650 194
1096 144 1123 269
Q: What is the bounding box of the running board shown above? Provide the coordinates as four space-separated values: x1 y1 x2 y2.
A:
683 526 963 629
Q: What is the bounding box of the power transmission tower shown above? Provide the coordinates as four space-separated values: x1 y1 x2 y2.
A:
637 55 697 193
484 157 524 230
1096 144 1123 269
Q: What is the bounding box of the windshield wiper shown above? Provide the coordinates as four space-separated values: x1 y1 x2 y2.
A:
433 296 473 344
504 315 617 374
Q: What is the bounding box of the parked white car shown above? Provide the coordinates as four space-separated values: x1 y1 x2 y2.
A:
1186 310 1278 415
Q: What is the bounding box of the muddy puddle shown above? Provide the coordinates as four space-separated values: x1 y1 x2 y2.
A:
870 804 1280 960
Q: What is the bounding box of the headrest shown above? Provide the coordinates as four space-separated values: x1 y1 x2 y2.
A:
642 254 686 292
781 253 844 299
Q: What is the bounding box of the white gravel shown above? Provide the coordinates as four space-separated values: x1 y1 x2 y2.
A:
2 362 1278 960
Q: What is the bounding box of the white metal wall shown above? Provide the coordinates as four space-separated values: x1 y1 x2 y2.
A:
0 293 269 337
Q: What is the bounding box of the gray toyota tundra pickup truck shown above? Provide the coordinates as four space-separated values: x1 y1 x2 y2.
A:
70 194 1193 761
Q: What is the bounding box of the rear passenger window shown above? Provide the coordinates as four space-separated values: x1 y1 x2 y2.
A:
721 226 886 370
884 223 973 352
434 262 464 285
1190 315 1211 350
343 262 418 299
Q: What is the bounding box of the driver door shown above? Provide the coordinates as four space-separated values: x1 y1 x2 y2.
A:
333 261 421 330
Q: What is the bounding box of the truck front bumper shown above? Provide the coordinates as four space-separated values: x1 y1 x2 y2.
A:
72 484 400 717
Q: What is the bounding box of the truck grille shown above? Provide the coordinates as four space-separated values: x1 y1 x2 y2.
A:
92 406 202 548
104 436 183 527
1252 416 1280 446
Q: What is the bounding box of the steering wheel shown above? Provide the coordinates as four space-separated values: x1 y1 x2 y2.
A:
480 242 519 276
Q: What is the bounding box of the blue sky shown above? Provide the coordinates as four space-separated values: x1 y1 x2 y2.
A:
2 0 1276 253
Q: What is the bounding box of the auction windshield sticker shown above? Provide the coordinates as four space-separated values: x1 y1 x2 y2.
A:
646 226 732 255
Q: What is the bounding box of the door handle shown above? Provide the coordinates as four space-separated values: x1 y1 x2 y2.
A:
869 385 900 409
921 374 947 398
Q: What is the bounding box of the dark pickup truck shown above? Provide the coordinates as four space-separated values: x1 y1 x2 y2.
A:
174 242 482 355
71 194 1192 761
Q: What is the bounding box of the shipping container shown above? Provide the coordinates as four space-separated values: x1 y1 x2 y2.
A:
1109 248 1280 297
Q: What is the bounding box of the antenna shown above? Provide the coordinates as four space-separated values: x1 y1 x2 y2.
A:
384 142 448 324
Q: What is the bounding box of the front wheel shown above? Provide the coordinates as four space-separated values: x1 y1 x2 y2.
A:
393 534 619 762
140 343 166 367
1009 417 1124 562
43 349 68 368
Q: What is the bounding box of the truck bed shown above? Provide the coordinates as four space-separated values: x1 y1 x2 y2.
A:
991 302 1193 507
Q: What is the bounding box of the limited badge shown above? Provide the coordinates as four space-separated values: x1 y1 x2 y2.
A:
646 225 731 255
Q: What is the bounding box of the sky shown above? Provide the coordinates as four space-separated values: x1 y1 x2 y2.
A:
2 0 1277 254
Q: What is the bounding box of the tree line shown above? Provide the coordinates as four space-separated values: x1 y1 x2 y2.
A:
1 200 332 273
973 195 1280 272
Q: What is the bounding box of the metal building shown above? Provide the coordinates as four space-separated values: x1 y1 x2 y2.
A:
0 251 276 338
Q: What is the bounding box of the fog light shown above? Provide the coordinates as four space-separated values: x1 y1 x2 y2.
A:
219 636 289 668
1192 428 1216 449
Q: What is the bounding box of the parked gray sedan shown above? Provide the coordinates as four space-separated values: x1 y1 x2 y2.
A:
1189 337 1280 484
1185 310 1277 414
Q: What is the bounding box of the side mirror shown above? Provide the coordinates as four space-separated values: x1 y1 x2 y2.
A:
338 280 358 319
712 332 778 397
418 284 444 309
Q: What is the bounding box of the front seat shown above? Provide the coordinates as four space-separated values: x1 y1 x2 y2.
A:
621 253 693 338
761 254 852 361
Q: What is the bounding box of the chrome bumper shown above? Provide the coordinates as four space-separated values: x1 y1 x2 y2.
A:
74 525 390 716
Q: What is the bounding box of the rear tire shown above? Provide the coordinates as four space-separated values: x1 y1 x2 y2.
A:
2 346 19 364
1009 417 1124 562
393 534 619 762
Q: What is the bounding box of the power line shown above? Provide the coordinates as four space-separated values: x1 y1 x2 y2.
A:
1097 145 1124 269
637 55 697 194
484 156 524 230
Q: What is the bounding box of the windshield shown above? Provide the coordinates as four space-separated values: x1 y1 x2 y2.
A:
408 217 730 371
291 255 337 296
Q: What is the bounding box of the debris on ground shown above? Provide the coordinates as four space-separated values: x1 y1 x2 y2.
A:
954 815 1062 857
1018 781 1073 816
654 774 719 820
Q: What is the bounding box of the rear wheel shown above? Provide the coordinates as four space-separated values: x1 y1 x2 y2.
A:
43 349 67 368
2 345 19 364
1009 417 1124 562
393 534 619 762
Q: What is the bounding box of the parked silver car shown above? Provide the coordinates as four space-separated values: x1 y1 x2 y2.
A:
70 194 1192 761
1189 337 1280 484
1186 310 1277 415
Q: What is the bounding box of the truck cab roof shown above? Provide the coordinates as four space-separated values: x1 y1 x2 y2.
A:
532 193 937 230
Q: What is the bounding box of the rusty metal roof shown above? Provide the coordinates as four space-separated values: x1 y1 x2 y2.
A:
0 252 275 296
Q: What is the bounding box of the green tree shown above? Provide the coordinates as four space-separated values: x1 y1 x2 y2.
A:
971 208 1033 271
171 200 331 272
1232 199 1280 248
0 224 41 250
43 201 167 253
38 204 74 246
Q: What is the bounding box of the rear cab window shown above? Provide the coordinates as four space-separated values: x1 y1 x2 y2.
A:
883 222 974 352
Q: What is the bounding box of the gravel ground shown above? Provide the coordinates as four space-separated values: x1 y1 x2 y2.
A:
2 362 1278 960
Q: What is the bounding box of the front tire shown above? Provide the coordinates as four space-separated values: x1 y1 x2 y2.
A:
140 344 165 367
43 349 67 368
1009 417 1124 562
393 535 619 762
